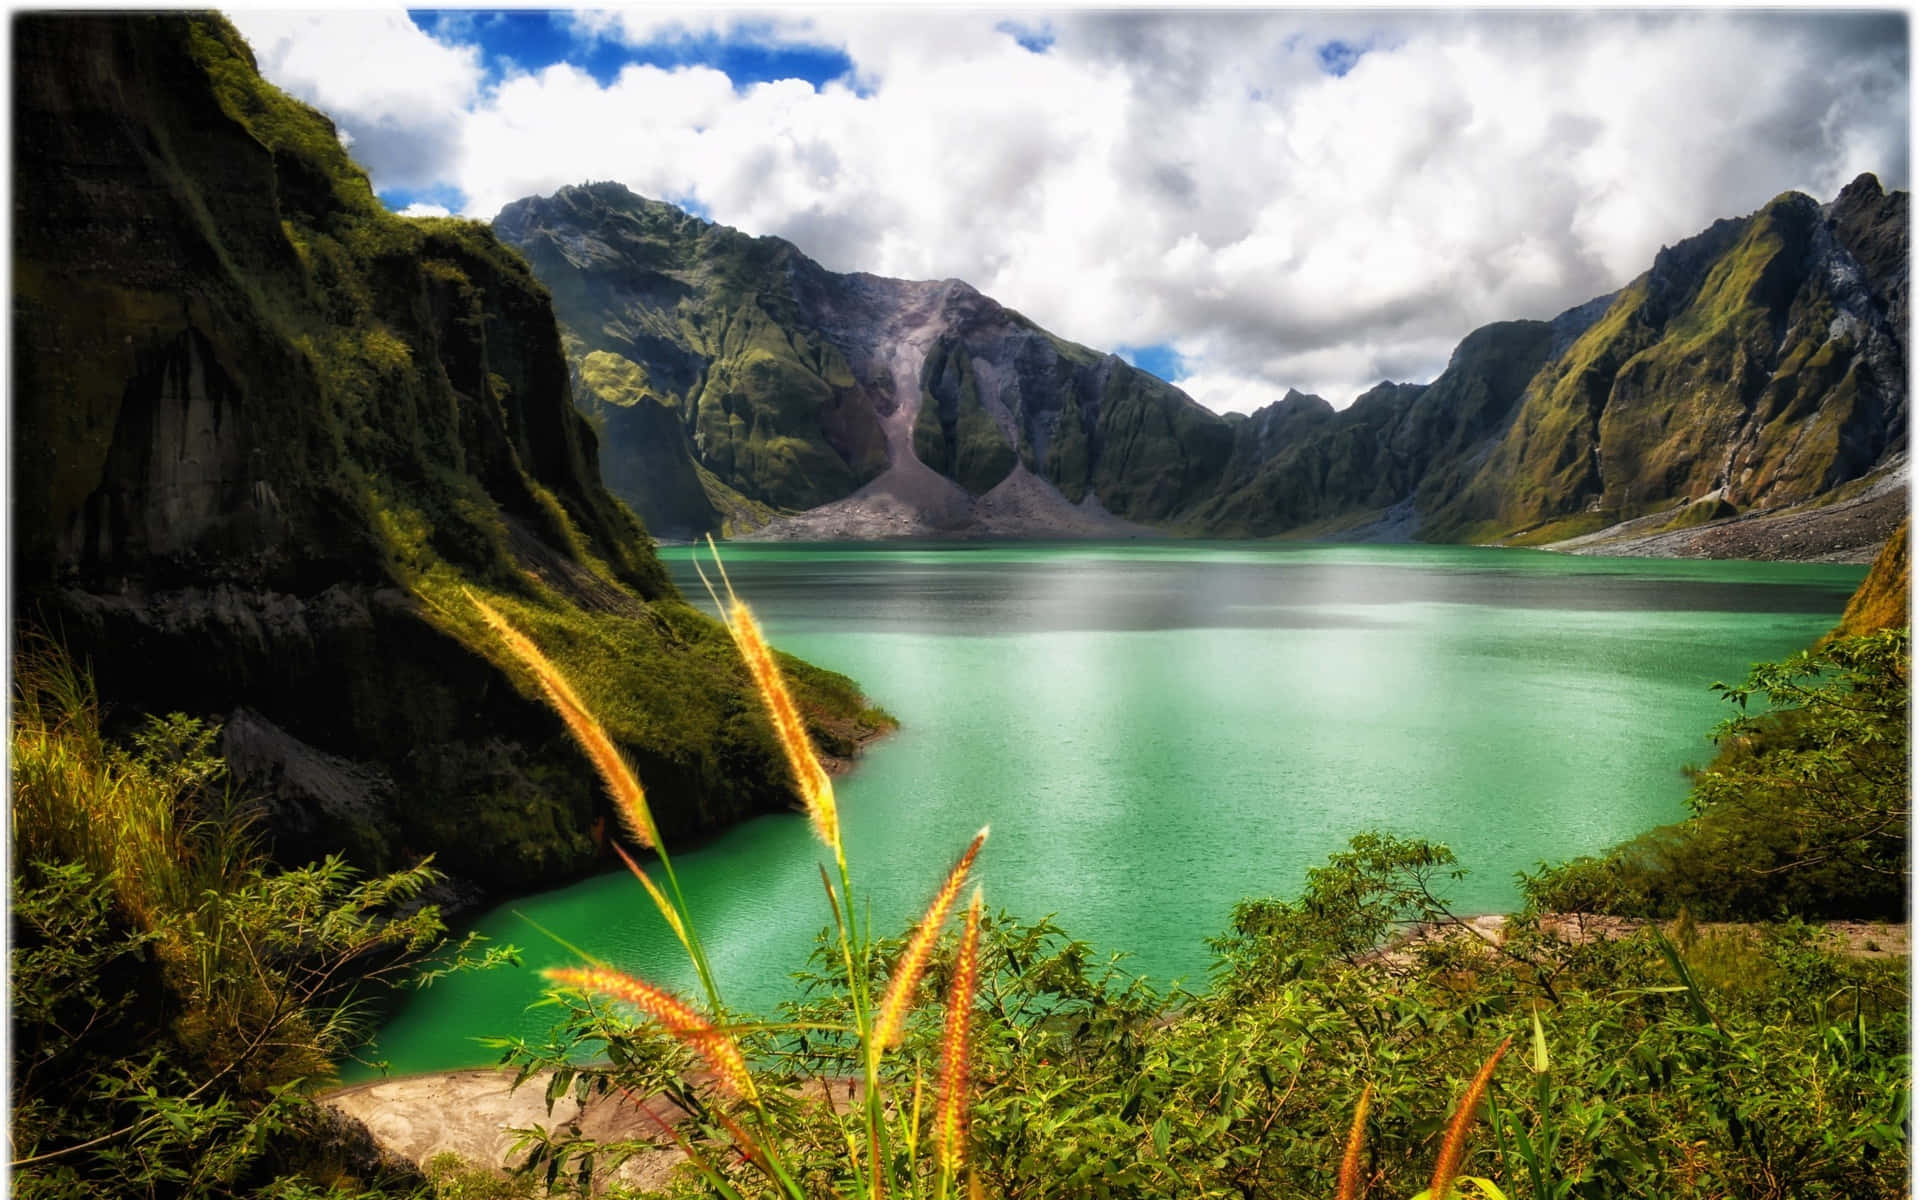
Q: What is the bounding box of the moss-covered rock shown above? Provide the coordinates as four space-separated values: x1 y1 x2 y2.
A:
1835 518 1910 637
13 14 891 893
1424 186 1907 544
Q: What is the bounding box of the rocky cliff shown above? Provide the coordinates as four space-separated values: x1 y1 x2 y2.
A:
500 180 1906 557
1835 518 1910 636
13 14 890 893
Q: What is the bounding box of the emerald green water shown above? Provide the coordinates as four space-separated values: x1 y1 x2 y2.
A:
352 543 1863 1078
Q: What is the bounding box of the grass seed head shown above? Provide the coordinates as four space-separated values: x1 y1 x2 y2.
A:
873 827 989 1051
936 888 985 1175
542 966 757 1100
1336 1082 1373 1200
1428 1036 1511 1200
466 592 660 849
728 598 841 856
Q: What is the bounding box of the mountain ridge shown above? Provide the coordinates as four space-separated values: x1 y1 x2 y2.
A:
497 178 1906 558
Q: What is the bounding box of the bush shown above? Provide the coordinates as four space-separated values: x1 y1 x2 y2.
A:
1524 629 1909 920
9 645 495 1197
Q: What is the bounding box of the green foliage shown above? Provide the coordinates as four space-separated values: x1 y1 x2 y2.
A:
1526 630 1909 920
1211 833 1464 990
482 806 1907 1197
8 646 502 1198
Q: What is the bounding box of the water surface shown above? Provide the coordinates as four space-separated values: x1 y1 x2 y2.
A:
355 542 1861 1076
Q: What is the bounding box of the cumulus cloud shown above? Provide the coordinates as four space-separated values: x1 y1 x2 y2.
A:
228 10 483 192
236 9 1908 413
396 203 453 219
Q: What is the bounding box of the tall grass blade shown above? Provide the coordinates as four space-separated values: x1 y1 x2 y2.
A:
1652 929 1726 1036
613 843 689 952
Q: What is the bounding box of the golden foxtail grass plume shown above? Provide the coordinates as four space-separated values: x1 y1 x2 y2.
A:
1428 1037 1511 1200
873 827 989 1050
700 535 841 856
936 889 984 1176
1336 1082 1373 1200
542 966 757 1101
731 598 839 852
465 592 661 850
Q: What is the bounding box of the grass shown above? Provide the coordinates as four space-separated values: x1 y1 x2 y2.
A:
471 546 989 1198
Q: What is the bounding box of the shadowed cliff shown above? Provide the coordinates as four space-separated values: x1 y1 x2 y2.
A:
13 14 890 894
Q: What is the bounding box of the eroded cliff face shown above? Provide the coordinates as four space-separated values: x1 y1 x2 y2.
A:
499 179 1905 555
13 15 890 892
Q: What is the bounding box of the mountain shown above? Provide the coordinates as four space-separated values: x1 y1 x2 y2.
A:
494 184 1230 540
12 14 890 894
497 181 1906 558
1425 181 1909 546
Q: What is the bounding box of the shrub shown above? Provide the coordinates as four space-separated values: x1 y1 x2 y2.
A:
9 644 496 1197
1524 629 1909 920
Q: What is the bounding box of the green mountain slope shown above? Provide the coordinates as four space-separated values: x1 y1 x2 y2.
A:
1425 181 1908 545
500 180 1904 554
13 14 889 893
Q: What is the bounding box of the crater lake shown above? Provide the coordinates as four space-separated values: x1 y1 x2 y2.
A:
353 542 1864 1076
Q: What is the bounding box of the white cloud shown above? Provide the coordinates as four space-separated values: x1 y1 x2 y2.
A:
237 9 1909 415
397 203 453 218
228 10 483 191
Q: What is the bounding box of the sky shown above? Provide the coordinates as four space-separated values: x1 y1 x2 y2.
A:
229 8 1909 414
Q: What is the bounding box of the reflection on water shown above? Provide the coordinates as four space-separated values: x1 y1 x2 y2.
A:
353 542 1862 1077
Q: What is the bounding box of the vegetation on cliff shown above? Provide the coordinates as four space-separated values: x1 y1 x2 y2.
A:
13 14 891 893
9 646 486 1198
1834 517 1910 636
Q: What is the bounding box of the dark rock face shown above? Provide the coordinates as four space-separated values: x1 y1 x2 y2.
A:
13 15 887 892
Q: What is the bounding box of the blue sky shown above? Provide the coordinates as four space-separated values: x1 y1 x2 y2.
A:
408 10 856 90
235 9 1909 414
